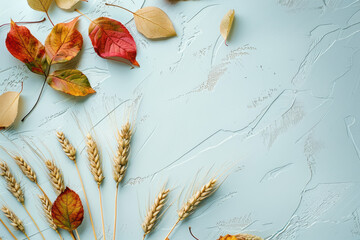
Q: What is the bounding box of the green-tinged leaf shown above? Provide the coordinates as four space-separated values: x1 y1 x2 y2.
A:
47 69 95 96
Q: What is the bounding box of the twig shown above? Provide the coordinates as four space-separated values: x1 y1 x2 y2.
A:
0 18 46 28
189 227 199 240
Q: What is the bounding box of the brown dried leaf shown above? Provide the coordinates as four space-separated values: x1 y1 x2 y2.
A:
0 85 22 129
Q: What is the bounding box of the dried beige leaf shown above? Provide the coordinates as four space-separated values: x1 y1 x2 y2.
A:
220 9 235 44
0 87 22 129
55 0 86 10
134 7 177 39
27 0 53 12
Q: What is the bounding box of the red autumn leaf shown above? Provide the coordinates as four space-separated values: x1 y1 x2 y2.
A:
88 17 139 67
45 17 83 64
47 69 96 96
5 20 48 75
51 187 84 231
218 234 263 240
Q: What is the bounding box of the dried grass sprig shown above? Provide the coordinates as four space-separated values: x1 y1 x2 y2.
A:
13 156 37 183
56 131 76 162
113 121 132 240
0 161 24 203
113 121 132 185
1 206 25 234
142 188 170 239
45 160 65 195
86 134 104 185
164 179 218 240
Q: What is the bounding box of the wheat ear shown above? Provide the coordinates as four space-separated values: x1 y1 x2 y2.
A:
13 156 37 183
142 189 170 239
56 131 76 162
56 131 97 240
45 160 65 195
0 161 24 203
86 134 104 185
86 133 106 240
164 179 218 240
0 217 17 240
1 206 25 233
113 121 132 240
39 195 57 230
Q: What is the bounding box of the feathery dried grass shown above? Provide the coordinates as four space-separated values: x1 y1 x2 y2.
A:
178 179 218 220
13 156 37 183
45 160 65 195
39 195 57 231
113 121 132 185
56 131 76 162
86 134 104 185
142 189 170 237
0 161 24 203
1 206 25 233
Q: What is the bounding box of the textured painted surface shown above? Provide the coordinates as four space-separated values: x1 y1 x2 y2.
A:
0 0 360 240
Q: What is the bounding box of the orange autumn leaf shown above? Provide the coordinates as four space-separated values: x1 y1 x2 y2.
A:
45 17 83 64
218 234 263 240
47 69 95 96
51 187 84 231
5 20 48 75
88 17 139 66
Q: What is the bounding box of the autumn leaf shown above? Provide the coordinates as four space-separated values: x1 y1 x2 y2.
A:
220 9 235 45
5 20 48 75
106 4 177 39
47 69 95 96
218 234 263 240
45 17 83 64
0 84 22 129
51 187 84 231
88 16 139 66
55 0 87 10
27 0 52 12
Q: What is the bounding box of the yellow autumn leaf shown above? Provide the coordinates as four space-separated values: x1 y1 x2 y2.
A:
27 0 53 12
0 86 22 129
55 0 86 10
220 9 235 44
218 234 263 240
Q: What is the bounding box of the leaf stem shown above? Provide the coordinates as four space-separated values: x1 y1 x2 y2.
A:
105 3 135 14
113 184 119 240
70 231 76 240
0 217 17 240
0 18 46 28
22 204 46 240
189 227 200 240
45 11 55 26
98 185 106 240
164 218 180 240
75 9 93 22
75 162 97 240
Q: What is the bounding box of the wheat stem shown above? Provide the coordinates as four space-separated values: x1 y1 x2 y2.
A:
98 185 106 240
75 162 97 240
24 233 31 240
0 217 17 240
75 229 81 240
70 232 76 240
22 204 46 240
56 230 63 240
164 218 180 240
113 184 119 240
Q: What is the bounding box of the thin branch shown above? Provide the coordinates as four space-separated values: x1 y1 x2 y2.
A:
189 227 199 240
0 18 46 28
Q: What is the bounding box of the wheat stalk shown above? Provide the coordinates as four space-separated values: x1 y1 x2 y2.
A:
45 160 65 195
56 131 76 162
164 179 218 240
0 217 17 240
0 161 24 203
13 156 37 183
113 121 132 185
113 121 132 240
1 206 25 233
86 134 104 185
142 188 170 239
39 195 57 231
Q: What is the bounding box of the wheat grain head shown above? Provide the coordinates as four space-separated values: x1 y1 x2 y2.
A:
13 156 37 183
45 160 65 195
0 161 24 203
39 195 57 231
56 132 76 162
1 206 25 233
86 134 104 185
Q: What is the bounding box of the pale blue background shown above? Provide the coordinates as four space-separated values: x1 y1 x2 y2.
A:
1 0 360 239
